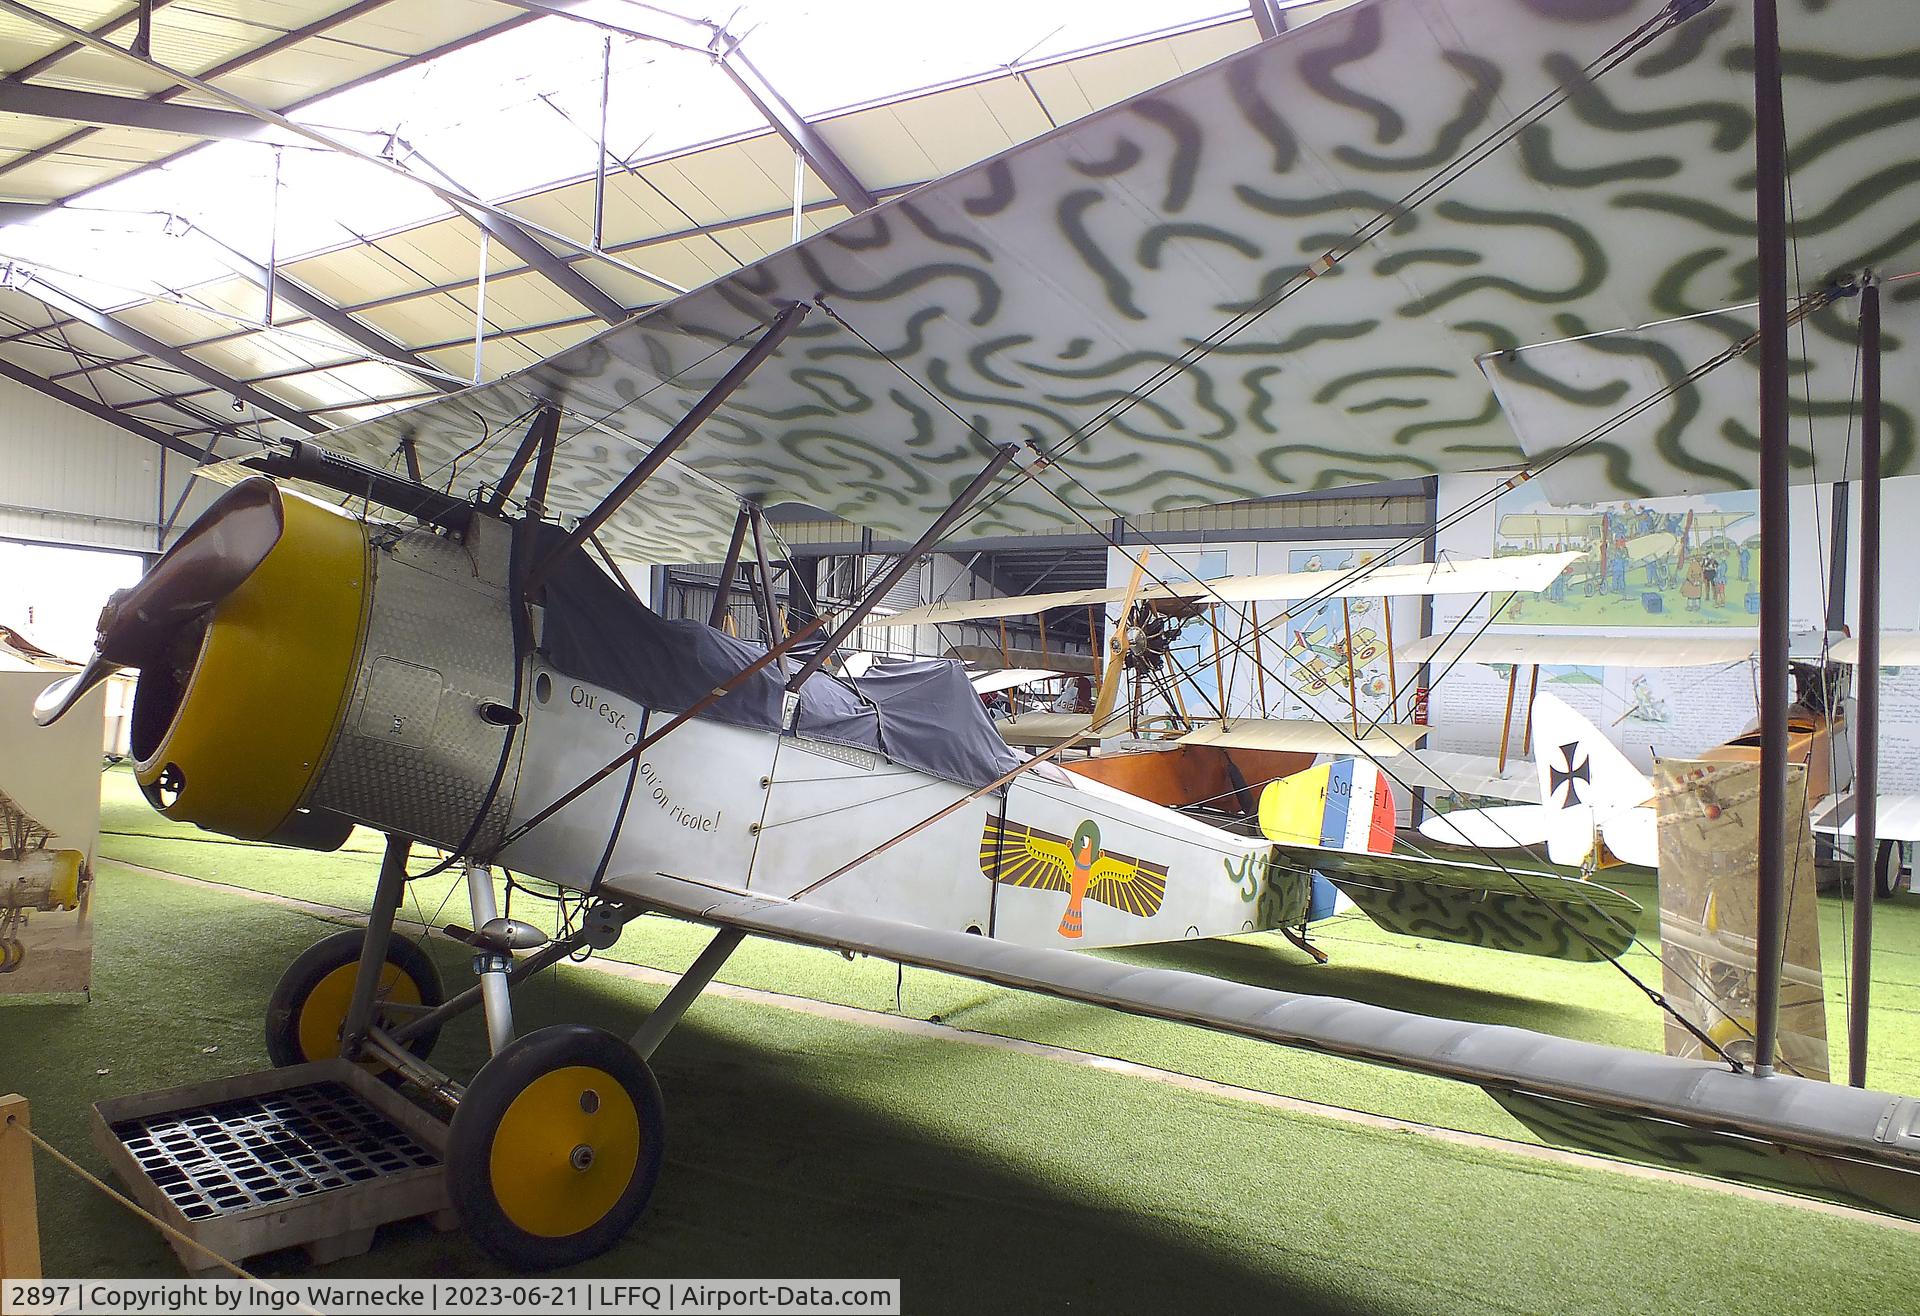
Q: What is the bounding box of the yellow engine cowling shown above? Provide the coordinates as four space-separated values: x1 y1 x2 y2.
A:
131 489 371 846
128 482 525 853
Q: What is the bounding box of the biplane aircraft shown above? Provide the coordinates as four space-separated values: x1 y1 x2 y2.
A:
1401 629 1920 894
28 0 1920 1272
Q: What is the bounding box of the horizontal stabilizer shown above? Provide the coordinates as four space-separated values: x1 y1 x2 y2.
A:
1418 805 1553 851
1270 845 1642 963
1811 791 1920 844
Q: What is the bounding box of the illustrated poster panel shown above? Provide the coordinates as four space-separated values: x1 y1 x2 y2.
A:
0 670 103 997
1654 758 1828 1081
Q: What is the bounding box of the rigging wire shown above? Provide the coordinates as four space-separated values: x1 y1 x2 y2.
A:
815 295 1757 1065
938 0 1707 543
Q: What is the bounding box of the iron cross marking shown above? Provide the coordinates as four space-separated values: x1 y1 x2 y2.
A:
1549 742 1590 808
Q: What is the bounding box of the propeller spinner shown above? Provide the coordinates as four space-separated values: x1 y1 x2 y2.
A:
33 477 285 727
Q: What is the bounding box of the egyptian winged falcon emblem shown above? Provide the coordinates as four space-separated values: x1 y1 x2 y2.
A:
979 817 1168 939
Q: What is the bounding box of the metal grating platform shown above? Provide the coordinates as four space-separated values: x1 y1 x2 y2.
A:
110 1081 439 1222
92 1060 453 1274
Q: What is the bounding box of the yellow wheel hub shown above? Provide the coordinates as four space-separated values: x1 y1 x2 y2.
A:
296 962 422 1064
488 1066 641 1238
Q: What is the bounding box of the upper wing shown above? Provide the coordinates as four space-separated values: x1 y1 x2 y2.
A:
980 817 1073 894
1398 632 1758 670
315 2 1917 561
1828 636 1920 667
873 552 1584 629
1179 718 1426 756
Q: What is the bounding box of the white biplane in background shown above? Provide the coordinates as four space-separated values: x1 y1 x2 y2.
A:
28 0 1920 1271
1402 629 1920 894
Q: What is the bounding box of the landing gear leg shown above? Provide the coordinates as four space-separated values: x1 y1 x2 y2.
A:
465 862 515 1055
339 834 411 1058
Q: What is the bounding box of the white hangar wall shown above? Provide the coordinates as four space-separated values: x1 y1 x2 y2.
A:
0 374 214 555
1426 472 1920 791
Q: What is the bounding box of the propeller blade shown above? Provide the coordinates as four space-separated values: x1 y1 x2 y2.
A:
99 476 284 669
32 652 119 727
32 477 285 728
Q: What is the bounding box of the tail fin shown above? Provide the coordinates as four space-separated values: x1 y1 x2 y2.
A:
1529 692 1655 866
1259 758 1396 854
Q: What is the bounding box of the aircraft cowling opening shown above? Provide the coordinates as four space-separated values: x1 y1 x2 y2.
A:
129 486 370 849
122 484 527 856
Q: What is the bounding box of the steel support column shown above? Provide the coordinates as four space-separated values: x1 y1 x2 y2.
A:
1751 0 1791 1077
1850 277 1883 1088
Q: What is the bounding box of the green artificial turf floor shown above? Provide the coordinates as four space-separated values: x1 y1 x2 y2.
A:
0 770 1914 1311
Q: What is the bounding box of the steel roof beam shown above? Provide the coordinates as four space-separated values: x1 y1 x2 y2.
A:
1249 0 1291 40
499 0 875 214
0 82 282 139
0 5 535 205
191 229 466 392
0 3 675 323
0 354 211 460
18 278 322 433
0 0 392 188
716 47 875 214
434 188 631 326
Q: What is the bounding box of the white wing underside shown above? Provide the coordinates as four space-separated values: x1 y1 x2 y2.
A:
308 2 1920 564
876 552 1584 629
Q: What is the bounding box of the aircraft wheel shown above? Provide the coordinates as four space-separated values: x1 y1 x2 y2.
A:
1706 1014 1758 1067
265 930 444 1068
1877 841 1903 900
447 1024 665 1270
0 939 21 973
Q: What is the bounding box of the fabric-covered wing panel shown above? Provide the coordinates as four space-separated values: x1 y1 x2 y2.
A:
327 0 1920 558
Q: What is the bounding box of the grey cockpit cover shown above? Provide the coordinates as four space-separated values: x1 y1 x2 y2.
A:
533 532 1023 788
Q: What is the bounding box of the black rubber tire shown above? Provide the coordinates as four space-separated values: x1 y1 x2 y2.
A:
1878 840 1904 901
446 1024 666 1270
264 929 445 1068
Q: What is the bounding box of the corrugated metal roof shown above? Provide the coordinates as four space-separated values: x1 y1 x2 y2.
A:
0 0 1315 458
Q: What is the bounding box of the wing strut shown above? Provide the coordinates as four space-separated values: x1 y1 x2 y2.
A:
708 505 752 629
781 442 1020 693
523 301 812 590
